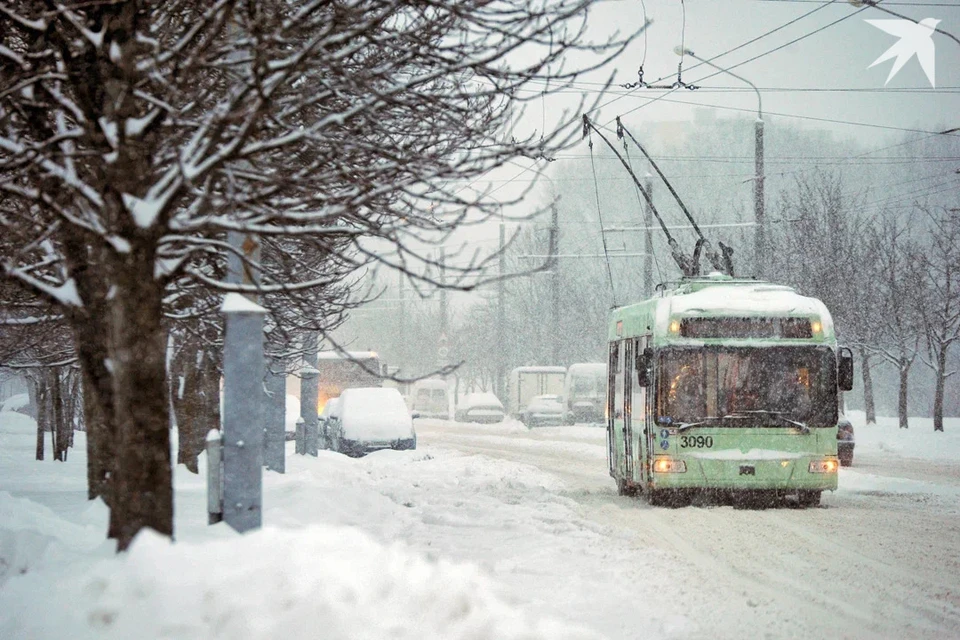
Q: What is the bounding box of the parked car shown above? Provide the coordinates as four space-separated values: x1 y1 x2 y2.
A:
520 394 565 427
327 387 416 457
319 397 342 449
837 414 855 466
455 392 505 424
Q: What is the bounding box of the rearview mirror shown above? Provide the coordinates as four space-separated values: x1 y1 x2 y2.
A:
636 347 654 387
838 347 854 392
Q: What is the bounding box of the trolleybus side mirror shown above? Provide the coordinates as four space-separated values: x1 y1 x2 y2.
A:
636 347 654 387
838 347 854 392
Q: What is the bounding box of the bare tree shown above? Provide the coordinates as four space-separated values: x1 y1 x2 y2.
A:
0 1 638 549
866 214 924 429
915 206 960 432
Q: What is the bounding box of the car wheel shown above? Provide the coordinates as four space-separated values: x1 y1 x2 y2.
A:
798 490 822 507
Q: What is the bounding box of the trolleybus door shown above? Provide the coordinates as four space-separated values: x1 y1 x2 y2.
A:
632 337 650 484
623 340 634 479
607 341 623 476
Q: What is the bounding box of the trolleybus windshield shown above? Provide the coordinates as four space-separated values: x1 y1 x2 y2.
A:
658 346 837 428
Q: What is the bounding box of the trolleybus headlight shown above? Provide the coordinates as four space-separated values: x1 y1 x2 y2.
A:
811 320 823 335
808 458 839 473
653 457 686 473
669 319 681 334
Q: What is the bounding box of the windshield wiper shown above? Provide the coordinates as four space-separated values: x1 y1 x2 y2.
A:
677 415 742 432
726 410 810 434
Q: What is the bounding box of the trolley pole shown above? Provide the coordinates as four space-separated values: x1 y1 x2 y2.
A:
643 173 654 296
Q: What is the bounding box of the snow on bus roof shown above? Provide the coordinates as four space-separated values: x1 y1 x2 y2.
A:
667 282 828 317
653 278 835 337
511 366 566 373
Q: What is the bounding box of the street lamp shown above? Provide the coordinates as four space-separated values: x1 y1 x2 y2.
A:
675 46 765 277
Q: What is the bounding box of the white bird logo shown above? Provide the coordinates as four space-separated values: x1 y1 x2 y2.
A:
866 18 939 88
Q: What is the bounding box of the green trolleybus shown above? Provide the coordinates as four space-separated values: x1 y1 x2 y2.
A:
607 273 854 507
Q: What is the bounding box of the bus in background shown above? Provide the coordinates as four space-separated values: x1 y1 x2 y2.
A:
314 350 384 413
563 363 607 425
607 273 853 507
507 366 566 419
411 378 451 419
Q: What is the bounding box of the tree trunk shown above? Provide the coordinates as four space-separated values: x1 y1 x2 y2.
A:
75 325 119 534
34 377 46 461
933 347 946 432
898 361 909 429
51 367 68 461
860 348 876 424
108 259 173 551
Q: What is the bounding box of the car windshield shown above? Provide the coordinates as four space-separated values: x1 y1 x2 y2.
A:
658 346 837 427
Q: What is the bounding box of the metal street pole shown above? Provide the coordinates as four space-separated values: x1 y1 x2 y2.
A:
264 364 285 473
549 202 560 364
497 221 505 398
221 292 266 533
299 334 319 456
676 47 764 277
643 173 654 296
219 231 266 533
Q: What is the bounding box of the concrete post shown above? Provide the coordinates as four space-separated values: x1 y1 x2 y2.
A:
264 366 286 473
300 364 319 456
221 293 267 533
206 429 222 525
295 417 305 455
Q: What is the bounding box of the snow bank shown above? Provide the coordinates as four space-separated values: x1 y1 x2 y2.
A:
846 410 960 462
0 393 29 413
0 523 597 640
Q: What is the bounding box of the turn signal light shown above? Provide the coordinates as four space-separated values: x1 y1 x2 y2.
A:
653 457 686 473
809 458 839 473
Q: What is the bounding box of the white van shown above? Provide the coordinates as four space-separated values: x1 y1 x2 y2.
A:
411 378 450 419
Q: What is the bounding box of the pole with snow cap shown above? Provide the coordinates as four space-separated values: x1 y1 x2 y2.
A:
220 229 266 533
221 291 267 533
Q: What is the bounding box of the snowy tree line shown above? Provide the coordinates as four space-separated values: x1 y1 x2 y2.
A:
0 0 639 549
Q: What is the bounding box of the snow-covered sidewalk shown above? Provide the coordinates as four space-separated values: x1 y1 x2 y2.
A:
2 408 960 639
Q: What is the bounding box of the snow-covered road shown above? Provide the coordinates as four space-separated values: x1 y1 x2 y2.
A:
416 417 960 639
1 409 959 639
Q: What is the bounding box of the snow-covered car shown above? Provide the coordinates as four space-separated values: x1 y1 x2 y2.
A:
520 394 565 427
454 392 505 424
837 413 855 466
327 387 416 457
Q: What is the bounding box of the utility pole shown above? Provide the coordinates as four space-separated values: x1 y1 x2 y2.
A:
398 270 405 382
643 173 654 296
549 202 560 364
755 116 765 278
497 221 505 398
439 247 448 338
